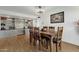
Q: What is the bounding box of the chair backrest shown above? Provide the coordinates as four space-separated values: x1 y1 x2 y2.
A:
49 26 55 33
57 26 63 39
42 26 48 32
33 27 40 40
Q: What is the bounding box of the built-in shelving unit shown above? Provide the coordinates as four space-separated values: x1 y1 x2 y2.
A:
0 16 27 30
0 16 16 30
0 16 34 38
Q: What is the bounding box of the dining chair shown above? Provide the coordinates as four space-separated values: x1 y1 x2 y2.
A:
29 27 34 44
49 26 55 33
33 27 41 50
41 26 52 51
42 26 49 32
53 26 63 52
41 33 51 50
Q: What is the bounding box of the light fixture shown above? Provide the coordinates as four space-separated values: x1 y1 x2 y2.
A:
37 16 40 18
34 6 45 18
34 6 45 15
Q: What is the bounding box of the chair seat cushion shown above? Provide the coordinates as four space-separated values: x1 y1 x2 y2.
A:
53 38 61 43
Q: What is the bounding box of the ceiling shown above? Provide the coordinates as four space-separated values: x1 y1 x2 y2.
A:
0 6 54 18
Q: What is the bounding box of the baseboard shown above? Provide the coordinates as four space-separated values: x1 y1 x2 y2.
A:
62 41 79 47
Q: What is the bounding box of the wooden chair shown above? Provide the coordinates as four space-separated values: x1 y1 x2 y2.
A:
53 26 63 52
41 26 52 51
33 27 41 50
49 26 55 33
42 26 49 32
29 27 34 44
41 33 51 51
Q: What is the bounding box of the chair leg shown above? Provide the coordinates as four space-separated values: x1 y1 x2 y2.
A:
30 34 32 44
43 39 46 48
30 37 32 44
56 43 58 52
39 40 41 50
50 40 52 52
59 41 62 50
46 40 48 49
33 39 36 46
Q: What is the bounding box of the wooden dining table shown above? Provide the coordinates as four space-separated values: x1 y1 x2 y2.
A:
29 28 56 52
40 31 56 52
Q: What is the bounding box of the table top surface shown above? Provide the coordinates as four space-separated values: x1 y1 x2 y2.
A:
40 31 56 36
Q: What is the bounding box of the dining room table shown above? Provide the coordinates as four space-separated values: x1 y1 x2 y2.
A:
29 28 56 52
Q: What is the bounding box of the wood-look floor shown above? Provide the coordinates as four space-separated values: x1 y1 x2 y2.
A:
0 35 79 52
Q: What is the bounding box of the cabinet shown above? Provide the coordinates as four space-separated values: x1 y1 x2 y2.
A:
0 16 15 30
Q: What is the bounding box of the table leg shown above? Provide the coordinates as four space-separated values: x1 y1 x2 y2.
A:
50 38 52 52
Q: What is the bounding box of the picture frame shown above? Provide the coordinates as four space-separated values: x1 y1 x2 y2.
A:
50 11 64 23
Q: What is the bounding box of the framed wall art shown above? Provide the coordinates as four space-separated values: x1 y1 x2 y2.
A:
50 11 64 23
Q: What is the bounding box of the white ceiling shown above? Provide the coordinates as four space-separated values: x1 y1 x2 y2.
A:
0 6 54 17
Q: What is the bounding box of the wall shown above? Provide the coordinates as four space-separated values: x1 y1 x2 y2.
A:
40 6 79 46
33 18 43 29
